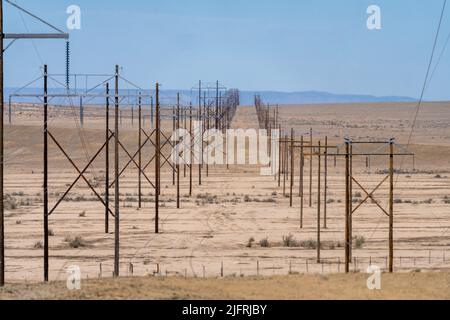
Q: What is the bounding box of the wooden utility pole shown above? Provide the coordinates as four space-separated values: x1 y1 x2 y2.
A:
317 140 321 263
155 83 160 233
172 106 176 186
1 0 5 286
184 109 187 178
324 136 328 229
138 93 142 209
215 81 219 130
105 83 110 233
344 140 350 273
290 128 294 207
114 65 120 277
43 65 49 282
0 1 69 286
283 134 287 196
219 92 223 130
299 136 304 228
150 96 154 129
389 140 394 272
79 97 84 127
309 128 313 207
176 93 180 209
278 125 282 187
204 91 209 178
198 81 202 186
268 122 272 159
349 144 353 259
189 103 193 196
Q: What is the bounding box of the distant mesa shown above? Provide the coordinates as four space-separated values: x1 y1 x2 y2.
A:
239 90 417 105
5 87 416 105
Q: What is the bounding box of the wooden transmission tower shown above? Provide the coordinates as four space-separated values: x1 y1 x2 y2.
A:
0 0 69 286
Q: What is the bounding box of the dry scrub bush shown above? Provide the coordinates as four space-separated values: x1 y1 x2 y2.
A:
64 235 87 248
33 241 43 249
259 238 270 248
246 237 255 248
282 234 301 247
354 236 366 249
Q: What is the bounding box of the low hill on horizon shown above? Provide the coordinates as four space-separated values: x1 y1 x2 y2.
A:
238 90 417 105
5 87 417 106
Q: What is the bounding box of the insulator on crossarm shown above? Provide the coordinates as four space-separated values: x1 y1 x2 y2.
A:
66 41 70 90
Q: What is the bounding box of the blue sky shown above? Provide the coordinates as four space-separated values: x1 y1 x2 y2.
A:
4 0 450 100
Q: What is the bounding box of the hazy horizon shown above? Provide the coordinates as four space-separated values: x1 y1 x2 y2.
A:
5 85 421 105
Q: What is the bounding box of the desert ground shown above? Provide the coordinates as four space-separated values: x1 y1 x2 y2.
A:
1 273 449 300
0 101 449 299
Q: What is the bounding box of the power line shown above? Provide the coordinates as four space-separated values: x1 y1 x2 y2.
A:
405 0 447 150
426 29 450 91
16 3 44 65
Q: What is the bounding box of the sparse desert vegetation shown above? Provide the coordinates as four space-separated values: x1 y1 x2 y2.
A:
64 235 87 249
0 273 448 300
0 102 449 297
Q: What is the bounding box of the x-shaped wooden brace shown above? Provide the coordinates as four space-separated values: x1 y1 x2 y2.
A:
351 175 390 217
108 129 155 189
159 131 179 170
159 128 209 169
47 131 115 217
141 130 177 173
109 128 155 184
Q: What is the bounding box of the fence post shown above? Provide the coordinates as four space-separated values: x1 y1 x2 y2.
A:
257 260 260 276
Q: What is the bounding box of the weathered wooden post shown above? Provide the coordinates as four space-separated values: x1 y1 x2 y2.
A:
278 125 282 187
300 136 304 228
389 139 394 272
309 128 313 207
172 106 176 186
105 83 110 233
324 136 328 229
283 134 288 196
138 93 142 209
349 144 353 259
155 83 160 234
189 103 193 196
345 140 350 273
198 81 202 186
114 65 120 277
43 65 49 282
176 93 180 209
290 128 294 207
317 140 321 263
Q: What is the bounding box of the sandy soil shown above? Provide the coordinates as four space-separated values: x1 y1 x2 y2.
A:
1 101 449 299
